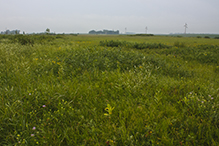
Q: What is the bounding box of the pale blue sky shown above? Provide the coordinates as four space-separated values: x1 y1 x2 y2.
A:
0 0 219 34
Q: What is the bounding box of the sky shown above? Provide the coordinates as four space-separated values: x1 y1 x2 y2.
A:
0 0 219 34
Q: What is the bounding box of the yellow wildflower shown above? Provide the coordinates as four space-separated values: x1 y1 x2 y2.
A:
104 104 115 116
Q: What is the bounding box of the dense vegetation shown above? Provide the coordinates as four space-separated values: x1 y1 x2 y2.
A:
0 34 219 145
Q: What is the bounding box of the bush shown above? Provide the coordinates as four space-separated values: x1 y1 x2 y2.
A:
204 36 210 39
12 35 35 46
129 34 154 37
132 42 170 49
0 35 9 40
197 36 202 38
99 40 170 49
176 35 183 38
214 36 219 39
99 40 123 47
0 35 14 41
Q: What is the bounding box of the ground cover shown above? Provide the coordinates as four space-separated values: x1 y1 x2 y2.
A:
0 34 218 145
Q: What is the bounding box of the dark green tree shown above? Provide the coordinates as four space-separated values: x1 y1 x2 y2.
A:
46 28 50 34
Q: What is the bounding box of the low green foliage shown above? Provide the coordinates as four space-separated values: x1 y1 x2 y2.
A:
131 42 170 49
160 44 219 64
128 34 154 37
0 35 219 145
3 34 58 46
173 41 186 48
99 40 123 47
13 35 35 46
204 36 210 39
100 40 170 49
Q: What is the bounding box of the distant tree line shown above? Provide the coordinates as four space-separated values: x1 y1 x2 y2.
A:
89 29 119 35
1 29 20 35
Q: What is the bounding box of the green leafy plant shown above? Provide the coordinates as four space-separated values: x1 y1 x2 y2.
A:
104 104 115 116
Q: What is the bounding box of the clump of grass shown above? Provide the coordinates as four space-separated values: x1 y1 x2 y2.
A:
99 40 123 47
132 42 170 49
99 40 170 49
173 41 186 48
159 44 219 64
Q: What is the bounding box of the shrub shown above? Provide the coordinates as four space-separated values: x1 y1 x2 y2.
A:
99 40 123 47
12 35 35 46
204 36 210 39
214 36 219 39
197 36 202 38
129 34 154 37
0 35 8 40
99 40 170 49
132 42 170 49
176 35 183 38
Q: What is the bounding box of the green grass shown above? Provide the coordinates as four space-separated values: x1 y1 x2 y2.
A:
0 34 219 145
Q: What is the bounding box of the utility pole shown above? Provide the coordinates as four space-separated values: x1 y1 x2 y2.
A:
145 27 148 34
184 23 188 34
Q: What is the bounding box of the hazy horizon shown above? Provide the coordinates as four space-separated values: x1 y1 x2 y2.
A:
1 0 219 34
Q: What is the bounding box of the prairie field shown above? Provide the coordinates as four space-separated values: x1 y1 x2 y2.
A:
0 34 219 145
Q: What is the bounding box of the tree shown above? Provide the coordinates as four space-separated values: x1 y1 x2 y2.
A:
46 28 50 34
15 30 19 34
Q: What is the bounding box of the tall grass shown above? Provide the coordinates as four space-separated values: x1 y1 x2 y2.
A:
99 40 170 49
0 35 218 145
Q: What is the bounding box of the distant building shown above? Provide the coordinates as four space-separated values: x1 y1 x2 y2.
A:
1 29 20 34
89 30 96 34
89 29 119 35
125 32 135 34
